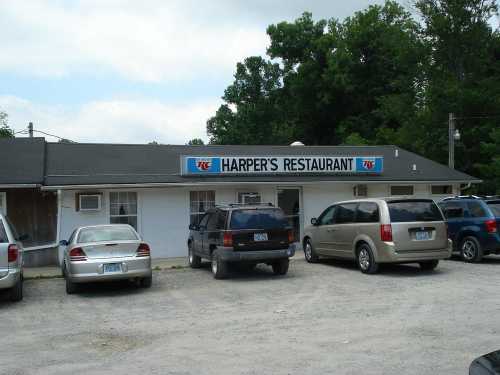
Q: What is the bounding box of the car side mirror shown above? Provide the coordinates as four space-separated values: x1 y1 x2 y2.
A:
311 218 317 225
18 234 29 241
470 350 500 374
59 240 69 246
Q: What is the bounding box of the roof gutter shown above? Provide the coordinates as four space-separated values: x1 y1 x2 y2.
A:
40 179 483 191
0 184 41 188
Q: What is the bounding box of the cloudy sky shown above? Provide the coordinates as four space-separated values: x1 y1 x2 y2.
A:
0 0 385 144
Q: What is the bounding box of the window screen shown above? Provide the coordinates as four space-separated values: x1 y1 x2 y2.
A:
390 186 414 196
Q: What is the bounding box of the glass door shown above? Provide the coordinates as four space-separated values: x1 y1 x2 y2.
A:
277 188 301 242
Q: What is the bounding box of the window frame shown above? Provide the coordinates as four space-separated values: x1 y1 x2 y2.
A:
189 190 216 225
109 191 139 231
79 194 102 211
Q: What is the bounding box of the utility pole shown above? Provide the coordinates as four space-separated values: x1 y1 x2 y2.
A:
448 113 455 169
28 122 33 138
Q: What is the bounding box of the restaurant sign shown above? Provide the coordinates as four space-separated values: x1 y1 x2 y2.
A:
182 156 383 175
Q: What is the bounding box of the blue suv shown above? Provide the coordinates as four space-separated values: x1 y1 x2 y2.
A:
438 196 500 262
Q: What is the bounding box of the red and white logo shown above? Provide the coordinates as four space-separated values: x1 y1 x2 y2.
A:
196 158 212 171
362 159 375 170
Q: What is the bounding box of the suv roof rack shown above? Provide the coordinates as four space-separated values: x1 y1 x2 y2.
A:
217 202 274 208
441 195 485 201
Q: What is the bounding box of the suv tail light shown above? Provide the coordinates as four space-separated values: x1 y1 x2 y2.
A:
288 230 295 243
69 247 87 261
136 243 151 257
380 224 393 242
8 244 19 263
223 232 233 247
485 219 497 233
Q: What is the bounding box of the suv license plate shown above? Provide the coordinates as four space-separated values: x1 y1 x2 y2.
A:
416 231 431 241
254 233 268 242
104 263 122 273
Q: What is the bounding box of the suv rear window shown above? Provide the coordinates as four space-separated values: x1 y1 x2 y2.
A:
486 201 500 217
230 209 288 230
387 200 443 223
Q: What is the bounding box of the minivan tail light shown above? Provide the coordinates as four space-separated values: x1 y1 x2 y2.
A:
288 230 295 243
223 232 233 247
380 224 393 242
8 244 18 263
69 247 87 261
485 219 497 233
136 243 151 257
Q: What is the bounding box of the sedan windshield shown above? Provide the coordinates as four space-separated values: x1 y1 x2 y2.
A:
77 226 138 243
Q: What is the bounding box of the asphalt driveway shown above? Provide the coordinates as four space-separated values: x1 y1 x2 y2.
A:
1 256 499 375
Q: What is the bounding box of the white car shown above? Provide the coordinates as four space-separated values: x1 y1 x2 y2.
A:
0 214 24 301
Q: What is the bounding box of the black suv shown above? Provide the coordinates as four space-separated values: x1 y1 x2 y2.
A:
187 204 295 279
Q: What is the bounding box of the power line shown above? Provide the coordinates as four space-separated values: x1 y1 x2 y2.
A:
14 124 76 143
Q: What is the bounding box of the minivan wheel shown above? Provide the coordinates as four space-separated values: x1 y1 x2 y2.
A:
272 258 289 275
211 250 228 279
419 260 439 271
304 239 319 263
357 244 379 274
9 277 23 302
460 236 483 263
188 243 202 268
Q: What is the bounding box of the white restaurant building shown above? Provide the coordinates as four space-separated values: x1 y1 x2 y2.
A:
0 138 480 265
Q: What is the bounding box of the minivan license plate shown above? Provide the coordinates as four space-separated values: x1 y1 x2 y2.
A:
254 233 268 242
104 263 121 273
416 231 431 241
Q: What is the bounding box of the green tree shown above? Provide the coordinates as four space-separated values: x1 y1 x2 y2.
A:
187 138 205 145
0 111 14 138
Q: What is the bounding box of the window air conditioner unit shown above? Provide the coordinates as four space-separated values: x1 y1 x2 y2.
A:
78 194 102 211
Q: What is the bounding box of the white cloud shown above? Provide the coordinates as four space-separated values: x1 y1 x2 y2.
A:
0 0 269 82
0 95 219 144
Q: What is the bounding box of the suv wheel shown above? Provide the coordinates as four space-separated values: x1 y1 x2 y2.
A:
460 236 483 263
419 260 439 271
304 239 319 263
188 243 202 268
211 250 228 279
357 244 379 274
10 277 23 302
272 258 289 275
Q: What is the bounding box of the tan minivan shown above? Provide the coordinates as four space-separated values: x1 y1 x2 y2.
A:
303 198 452 274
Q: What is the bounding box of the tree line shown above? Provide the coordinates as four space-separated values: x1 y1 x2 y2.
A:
207 0 500 193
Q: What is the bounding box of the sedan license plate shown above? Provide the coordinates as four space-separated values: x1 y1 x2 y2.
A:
254 233 268 242
415 231 431 241
103 263 122 273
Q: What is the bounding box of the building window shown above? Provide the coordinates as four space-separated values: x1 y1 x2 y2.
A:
0 192 5 215
431 185 453 195
353 184 368 197
190 191 215 224
110 192 138 230
390 185 414 196
238 192 261 205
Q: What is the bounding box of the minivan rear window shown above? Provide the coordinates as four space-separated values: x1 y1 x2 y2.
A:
487 201 500 217
387 200 443 223
77 226 138 243
230 209 288 230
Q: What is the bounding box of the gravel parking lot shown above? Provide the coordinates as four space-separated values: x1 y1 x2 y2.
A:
1 256 499 375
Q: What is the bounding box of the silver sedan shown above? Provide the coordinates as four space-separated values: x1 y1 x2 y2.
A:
60 224 152 294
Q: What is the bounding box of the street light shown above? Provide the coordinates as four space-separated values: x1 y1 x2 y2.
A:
454 128 461 141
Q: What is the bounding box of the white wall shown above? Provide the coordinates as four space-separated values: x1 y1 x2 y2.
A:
58 182 460 260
